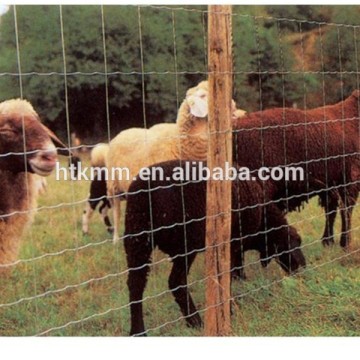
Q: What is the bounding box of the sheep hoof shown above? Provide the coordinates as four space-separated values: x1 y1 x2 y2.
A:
185 312 203 328
321 237 335 247
340 235 350 250
113 236 120 245
107 227 114 235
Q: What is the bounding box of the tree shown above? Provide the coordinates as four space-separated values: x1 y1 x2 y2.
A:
2 5 355 140
232 6 318 110
0 5 207 139
319 7 360 104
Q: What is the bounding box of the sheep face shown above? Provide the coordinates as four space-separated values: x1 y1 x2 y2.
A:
186 83 209 118
259 226 306 274
0 113 61 176
275 228 306 274
185 81 246 120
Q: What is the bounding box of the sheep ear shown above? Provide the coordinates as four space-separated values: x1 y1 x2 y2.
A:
231 99 237 113
40 123 73 156
189 97 208 118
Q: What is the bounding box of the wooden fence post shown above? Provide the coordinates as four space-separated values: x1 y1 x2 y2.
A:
205 5 233 336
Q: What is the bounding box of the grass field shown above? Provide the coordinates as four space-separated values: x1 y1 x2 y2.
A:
0 157 359 336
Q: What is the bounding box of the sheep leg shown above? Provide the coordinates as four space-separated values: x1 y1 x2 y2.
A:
321 194 338 247
112 196 121 244
82 200 96 235
338 186 357 249
168 254 202 328
99 200 113 234
126 237 152 336
127 265 150 336
340 205 353 249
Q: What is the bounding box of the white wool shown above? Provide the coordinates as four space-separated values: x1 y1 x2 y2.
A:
107 123 179 195
0 98 38 117
90 143 110 168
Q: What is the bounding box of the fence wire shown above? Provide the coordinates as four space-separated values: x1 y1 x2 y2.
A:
0 4 359 336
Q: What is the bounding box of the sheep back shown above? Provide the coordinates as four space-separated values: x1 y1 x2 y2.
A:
124 160 264 259
232 99 360 210
107 124 179 196
124 160 305 334
90 143 109 168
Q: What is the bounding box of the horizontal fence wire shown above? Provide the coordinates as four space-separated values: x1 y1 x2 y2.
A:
1 218 358 310
0 115 358 156
3 70 360 77
0 4 359 337
140 5 360 29
1 176 358 222
34 236 360 336
0 199 358 271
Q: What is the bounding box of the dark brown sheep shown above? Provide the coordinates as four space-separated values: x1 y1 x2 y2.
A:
0 99 69 267
232 90 360 249
124 160 306 336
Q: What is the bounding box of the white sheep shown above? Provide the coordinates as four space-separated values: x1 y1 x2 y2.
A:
0 99 67 270
107 80 246 243
176 80 246 159
90 143 109 168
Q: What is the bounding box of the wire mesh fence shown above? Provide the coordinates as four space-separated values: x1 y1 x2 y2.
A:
0 4 359 336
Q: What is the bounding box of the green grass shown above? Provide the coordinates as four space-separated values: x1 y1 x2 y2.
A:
0 158 359 336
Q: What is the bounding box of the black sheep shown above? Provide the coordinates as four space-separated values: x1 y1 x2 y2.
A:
232 90 360 248
124 160 306 336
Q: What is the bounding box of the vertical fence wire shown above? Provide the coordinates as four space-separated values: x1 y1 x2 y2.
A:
171 9 193 325
100 5 111 145
58 4 85 334
13 5 40 334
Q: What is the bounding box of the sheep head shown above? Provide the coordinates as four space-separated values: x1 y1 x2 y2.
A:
259 226 306 274
186 81 209 118
182 80 247 122
276 227 306 274
0 99 68 176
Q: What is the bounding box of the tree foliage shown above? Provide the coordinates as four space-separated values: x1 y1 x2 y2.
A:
318 6 360 104
0 5 358 140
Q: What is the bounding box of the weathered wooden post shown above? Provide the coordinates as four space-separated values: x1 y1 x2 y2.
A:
205 5 233 336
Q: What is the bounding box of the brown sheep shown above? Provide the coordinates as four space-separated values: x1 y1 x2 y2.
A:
0 99 68 269
232 90 360 249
